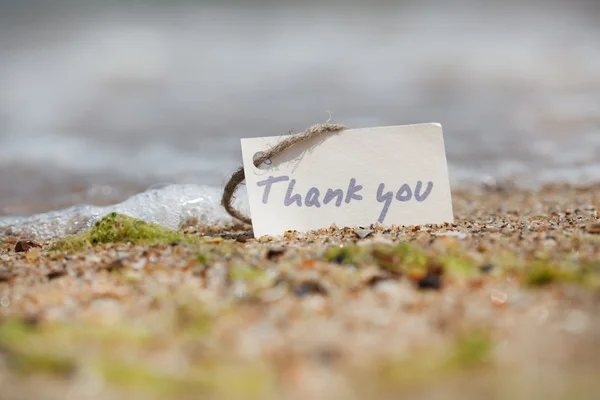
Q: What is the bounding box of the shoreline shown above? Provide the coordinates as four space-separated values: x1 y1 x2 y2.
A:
1 184 599 399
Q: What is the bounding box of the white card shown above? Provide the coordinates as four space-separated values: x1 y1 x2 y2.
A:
241 123 454 237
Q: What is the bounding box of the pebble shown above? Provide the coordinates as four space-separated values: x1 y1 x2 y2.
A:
562 309 590 334
490 289 508 306
417 273 442 290
130 258 147 270
434 231 468 239
0 269 15 282
585 222 600 234
354 229 374 239
479 263 495 274
266 248 286 260
294 280 328 297
47 270 68 280
14 240 41 253
85 255 102 264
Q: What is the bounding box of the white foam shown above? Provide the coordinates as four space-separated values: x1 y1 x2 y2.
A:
0 185 249 241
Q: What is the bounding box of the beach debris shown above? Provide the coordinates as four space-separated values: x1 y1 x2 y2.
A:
294 280 328 297
489 289 508 307
562 309 590 334
47 270 68 281
354 229 374 239
417 272 442 290
325 245 364 265
99 259 126 273
0 269 15 282
525 262 559 287
130 258 147 270
414 263 444 290
434 231 468 239
585 222 600 234
14 240 41 253
479 263 495 274
266 248 286 260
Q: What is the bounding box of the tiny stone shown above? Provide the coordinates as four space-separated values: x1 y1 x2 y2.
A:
417 273 442 290
102 259 126 272
479 263 495 274
562 309 590 334
47 270 68 280
130 259 147 270
294 280 328 297
14 240 42 253
585 222 600 234
354 229 373 239
0 270 15 282
490 289 508 306
266 248 286 260
435 231 468 239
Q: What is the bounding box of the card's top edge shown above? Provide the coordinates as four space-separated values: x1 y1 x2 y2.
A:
241 122 442 141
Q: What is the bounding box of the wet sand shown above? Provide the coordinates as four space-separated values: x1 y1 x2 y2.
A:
1 184 600 400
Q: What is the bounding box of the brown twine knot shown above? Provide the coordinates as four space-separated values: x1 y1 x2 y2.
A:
221 122 347 225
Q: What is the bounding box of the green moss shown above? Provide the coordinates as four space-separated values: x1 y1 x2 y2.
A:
445 330 493 369
196 252 208 265
576 261 600 290
581 271 600 290
371 242 428 274
175 304 214 336
393 242 428 268
325 242 429 273
0 320 76 376
213 364 275 399
376 330 493 390
48 235 89 253
525 261 560 287
49 212 198 253
229 264 265 281
0 319 32 345
11 352 76 376
98 361 206 394
325 245 365 265
440 255 477 276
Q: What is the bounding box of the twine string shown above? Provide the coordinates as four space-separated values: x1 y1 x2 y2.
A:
221 123 347 225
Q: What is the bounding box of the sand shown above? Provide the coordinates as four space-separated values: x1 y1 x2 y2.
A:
1 184 600 400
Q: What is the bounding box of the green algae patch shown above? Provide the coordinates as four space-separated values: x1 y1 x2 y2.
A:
439 255 478 277
325 242 428 274
325 244 366 265
211 363 276 400
525 262 559 286
374 329 494 391
372 242 429 274
49 212 199 253
196 251 208 265
98 361 208 394
10 352 76 376
445 330 493 370
0 319 32 345
229 264 266 282
524 259 582 287
0 319 76 377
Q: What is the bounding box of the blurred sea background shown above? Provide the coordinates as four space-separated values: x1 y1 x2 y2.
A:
1 0 599 218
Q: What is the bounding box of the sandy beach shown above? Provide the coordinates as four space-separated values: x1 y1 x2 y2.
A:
1 184 599 400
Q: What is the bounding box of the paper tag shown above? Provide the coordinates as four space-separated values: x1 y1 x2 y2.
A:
241 123 454 237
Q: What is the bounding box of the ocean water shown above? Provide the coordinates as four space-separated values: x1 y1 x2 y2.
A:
1 1 599 238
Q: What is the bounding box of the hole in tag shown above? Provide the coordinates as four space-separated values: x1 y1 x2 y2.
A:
252 152 272 170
